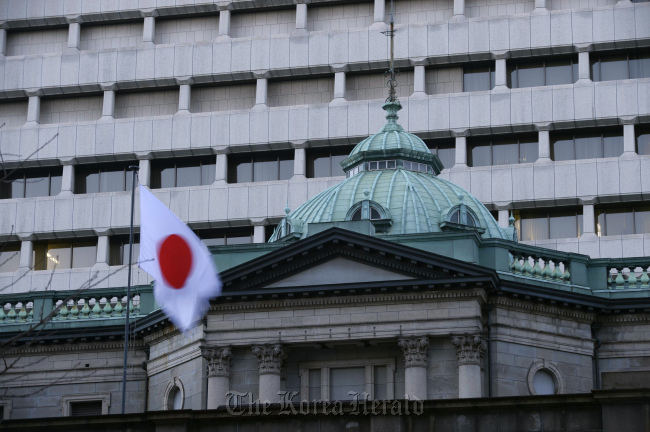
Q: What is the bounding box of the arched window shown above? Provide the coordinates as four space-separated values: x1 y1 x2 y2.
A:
446 205 478 228
351 207 382 221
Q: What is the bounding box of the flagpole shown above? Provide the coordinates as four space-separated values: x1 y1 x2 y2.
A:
122 165 139 415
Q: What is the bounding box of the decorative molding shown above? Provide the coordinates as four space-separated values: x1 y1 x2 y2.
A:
252 344 287 375
596 314 650 324
491 297 596 323
451 335 487 366
163 377 185 411
2 340 144 356
526 359 565 395
61 393 110 416
201 346 232 378
147 340 204 376
398 336 429 368
492 333 593 357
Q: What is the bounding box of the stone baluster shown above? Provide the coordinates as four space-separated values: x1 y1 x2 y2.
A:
531 256 542 278
202 346 233 409
641 267 650 288
252 344 287 403
451 335 486 399
627 267 637 288
398 336 429 400
522 255 533 276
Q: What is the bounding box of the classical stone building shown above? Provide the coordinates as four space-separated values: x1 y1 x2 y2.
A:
0 0 649 430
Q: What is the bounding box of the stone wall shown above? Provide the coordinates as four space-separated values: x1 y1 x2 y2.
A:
6 28 68 56
465 0 534 18
267 78 334 107
190 84 256 113
394 0 454 25
79 22 142 51
230 9 295 38
40 95 104 125
154 16 220 45
346 71 415 102
597 316 650 378
115 89 180 119
307 2 374 32
0 100 28 128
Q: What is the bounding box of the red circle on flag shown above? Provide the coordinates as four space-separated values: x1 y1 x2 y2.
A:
158 234 192 289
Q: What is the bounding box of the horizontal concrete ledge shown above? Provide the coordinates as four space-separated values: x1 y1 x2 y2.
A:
1 81 648 166
0 4 648 99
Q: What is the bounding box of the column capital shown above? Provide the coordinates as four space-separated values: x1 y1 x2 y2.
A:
252 344 286 375
201 346 232 378
451 335 486 366
398 336 429 368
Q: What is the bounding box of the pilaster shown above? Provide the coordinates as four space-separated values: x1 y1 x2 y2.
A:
252 344 287 402
201 346 233 408
398 336 429 400
143 16 156 44
67 22 81 51
452 335 486 398
219 10 231 38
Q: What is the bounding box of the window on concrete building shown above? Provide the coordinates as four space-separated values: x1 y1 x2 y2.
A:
463 65 495 92
596 203 650 236
330 367 366 400
532 370 556 395
514 208 583 241
227 152 293 183
309 369 322 400
32 239 97 270
307 147 350 178
427 140 455 169
591 51 650 81
75 163 136 194
0 167 62 199
468 134 538 167
508 58 578 88
551 129 624 161
194 228 254 246
637 125 650 155
151 157 216 188
0 243 21 273
109 235 140 266
70 400 103 417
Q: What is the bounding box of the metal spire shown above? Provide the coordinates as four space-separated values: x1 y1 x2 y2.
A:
383 0 399 103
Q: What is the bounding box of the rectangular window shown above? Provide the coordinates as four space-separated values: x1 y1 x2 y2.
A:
69 400 103 417
592 51 650 82
427 140 455 169
637 125 650 155
515 208 583 241
0 167 62 199
373 365 388 400
551 129 624 161
463 66 495 92
75 163 136 194
151 157 216 189
508 58 578 88
0 243 21 273
596 203 650 236
109 235 140 266
307 147 350 178
194 228 254 247
330 367 365 401
309 369 322 401
468 135 538 167
227 152 294 183
32 239 97 270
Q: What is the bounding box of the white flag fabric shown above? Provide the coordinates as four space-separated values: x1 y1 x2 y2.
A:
138 185 221 332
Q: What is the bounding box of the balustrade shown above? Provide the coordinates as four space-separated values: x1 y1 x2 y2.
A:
52 295 141 320
508 252 571 284
607 266 650 289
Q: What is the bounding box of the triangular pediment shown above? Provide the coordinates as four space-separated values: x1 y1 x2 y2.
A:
265 257 414 288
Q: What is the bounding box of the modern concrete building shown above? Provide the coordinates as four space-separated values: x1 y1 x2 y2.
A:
0 0 649 429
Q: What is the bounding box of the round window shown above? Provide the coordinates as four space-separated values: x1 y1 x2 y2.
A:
167 386 183 410
532 369 556 395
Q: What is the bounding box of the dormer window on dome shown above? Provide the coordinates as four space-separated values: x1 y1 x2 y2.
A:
439 196 485 234
346 159 435 178
345 190 393 233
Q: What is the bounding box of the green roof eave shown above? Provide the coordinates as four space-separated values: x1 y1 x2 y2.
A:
340 149 445 174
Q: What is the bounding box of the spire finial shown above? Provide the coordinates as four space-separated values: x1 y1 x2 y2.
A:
382 0 399 103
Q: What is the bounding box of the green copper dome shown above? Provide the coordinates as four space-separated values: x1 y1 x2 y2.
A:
269 102 513 242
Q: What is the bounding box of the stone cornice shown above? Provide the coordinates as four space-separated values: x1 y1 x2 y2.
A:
596 314 650 324
491 296 596 323
1 340 144 356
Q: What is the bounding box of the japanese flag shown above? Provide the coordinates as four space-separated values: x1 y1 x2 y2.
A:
138 186 221 332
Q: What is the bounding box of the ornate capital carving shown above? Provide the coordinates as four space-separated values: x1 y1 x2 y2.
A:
451 335 487 366
252 344 286 375
398 336 429 368
201 346 232 378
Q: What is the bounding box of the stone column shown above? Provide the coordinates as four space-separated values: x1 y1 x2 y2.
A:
101 90 115 120
219 10 231 37
296 3 308 31
255 79 268 108
452 335 486 399
412 65 426 98
582 204 597 238
215 153 228 184
137 159 150 187
622 123 637 157
371 0 385 29
67 22 81 50
453 0 466 17
498 210 510 229
536 128 551 163
398 336 429 400
26 96 41 125
577 51 591 83
201 346 233 409
494 58 507 90
454 136 467 168
94 236 110 269
143 16 156 44
60 163 75 195
178 84 191 113
331 72 347 105
293 148 306 179
253 225 266 244
0 29 7 56
19 241 33 270
252 344 286 403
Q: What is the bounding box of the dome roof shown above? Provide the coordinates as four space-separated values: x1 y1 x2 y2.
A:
269 101 512 242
